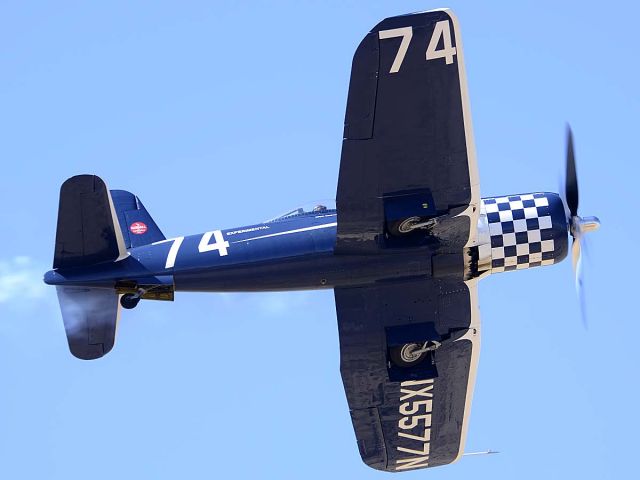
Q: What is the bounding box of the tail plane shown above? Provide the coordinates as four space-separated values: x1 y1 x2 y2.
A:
52 175 164 359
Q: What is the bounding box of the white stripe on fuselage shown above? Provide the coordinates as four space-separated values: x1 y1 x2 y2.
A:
231 222 337 243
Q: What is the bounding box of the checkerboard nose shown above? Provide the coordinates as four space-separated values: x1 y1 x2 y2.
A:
478 193 568 273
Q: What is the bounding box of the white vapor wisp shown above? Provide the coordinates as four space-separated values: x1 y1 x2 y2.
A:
0 256 48 304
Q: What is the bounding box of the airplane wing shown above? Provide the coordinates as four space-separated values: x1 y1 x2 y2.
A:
335 278 480 471
336 9 479 253
334 9 482 470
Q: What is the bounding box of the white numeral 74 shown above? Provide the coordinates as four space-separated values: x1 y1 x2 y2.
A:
152 229 229 270
378 20 457 74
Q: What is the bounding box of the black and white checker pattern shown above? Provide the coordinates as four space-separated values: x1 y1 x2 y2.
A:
481 193 556 273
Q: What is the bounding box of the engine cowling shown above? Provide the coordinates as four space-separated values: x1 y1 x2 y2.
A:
476 192 568 275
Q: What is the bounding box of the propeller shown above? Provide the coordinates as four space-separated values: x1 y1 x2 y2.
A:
562 125 600 326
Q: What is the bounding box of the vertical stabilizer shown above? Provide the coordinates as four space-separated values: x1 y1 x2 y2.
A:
110 189 165 248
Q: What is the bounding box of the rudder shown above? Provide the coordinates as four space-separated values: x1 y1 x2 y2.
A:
110 189 165 248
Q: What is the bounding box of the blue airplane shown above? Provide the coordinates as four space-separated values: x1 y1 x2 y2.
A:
44 9 599 472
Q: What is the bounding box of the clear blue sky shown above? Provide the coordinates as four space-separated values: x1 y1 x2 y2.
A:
1 1 637 479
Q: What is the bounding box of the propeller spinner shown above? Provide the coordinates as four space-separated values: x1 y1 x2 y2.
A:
563 126 600 324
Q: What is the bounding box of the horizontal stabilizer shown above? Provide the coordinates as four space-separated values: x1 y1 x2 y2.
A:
56 286 120 360
54 175 127 269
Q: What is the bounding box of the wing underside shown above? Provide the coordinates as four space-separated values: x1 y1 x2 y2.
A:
336 9 479 253
335 278 480 471
334 12 481 469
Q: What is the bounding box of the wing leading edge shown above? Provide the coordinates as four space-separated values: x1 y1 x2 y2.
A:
335 278 480 471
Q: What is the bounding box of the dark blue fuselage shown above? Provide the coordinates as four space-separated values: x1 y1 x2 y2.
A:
44 192 570 291
44 210 432 291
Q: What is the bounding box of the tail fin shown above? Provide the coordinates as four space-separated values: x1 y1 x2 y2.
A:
110 189 165 248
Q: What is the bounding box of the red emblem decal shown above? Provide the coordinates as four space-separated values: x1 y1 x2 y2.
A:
129 222 148 235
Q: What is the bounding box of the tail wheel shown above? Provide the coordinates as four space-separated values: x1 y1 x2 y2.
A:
390 343 428 368
120 294 141 310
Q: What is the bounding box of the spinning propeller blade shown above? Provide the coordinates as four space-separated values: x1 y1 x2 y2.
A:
562 125 600 326
565 126 579 218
